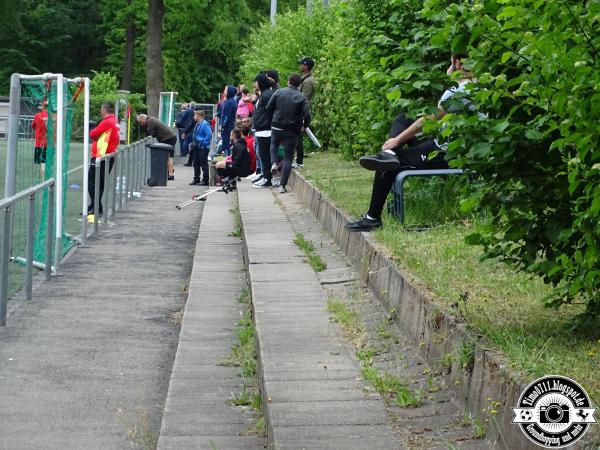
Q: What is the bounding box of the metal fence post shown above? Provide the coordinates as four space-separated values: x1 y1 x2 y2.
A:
25 193 35 300
5 73 20 198
94 158 100 233
118 149 124 210
104 157 111 223
54 74 64 273
0 205 12 325
81 77 90 244
111 153 117 217
128 145 134 201
45 184 54 280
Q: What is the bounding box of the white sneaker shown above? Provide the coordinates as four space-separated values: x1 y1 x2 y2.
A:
251 175 264 184
249 172 262 182
271 162 279 174
292 162 299 169
253 178 272 188
278 185 287 194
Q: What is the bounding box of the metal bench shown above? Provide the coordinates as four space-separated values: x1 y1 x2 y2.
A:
389 169 465 224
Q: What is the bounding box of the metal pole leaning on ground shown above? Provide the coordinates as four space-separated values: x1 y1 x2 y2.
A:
54 74 64 273
81 77 90 243
25 193 35 300
94 157 100 233
45 183 54 281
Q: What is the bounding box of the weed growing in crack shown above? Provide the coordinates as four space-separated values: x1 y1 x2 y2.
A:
294 232 327 272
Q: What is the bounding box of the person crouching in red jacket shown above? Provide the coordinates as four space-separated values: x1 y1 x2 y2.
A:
88 102 120 216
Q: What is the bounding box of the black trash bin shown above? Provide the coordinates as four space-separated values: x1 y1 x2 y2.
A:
146 143 172 186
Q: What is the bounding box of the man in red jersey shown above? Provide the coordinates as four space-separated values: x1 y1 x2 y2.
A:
88 102 120 216
31 100 48 178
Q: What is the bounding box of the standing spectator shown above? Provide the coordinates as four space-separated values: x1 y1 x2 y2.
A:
220 86 237 156
189 109 212 186
136 113 177 180
88 102 120 215
236 87 253 118
214 128 251 183
175 103 189 157
251 73 274 188
181 102 197 166
31 100 48 179
295 57 317 168
265 73 311 193
266 70 280 90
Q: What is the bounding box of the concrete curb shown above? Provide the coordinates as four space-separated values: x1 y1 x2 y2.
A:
288 169 591 450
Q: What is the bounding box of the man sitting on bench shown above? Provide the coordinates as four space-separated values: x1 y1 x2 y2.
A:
345 53 475 232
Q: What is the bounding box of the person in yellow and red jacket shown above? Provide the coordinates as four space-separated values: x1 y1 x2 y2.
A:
88 102 120 216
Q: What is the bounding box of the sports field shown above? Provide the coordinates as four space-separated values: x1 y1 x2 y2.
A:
1 139 86 298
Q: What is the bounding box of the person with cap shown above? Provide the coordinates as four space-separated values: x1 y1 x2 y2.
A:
295 57 317 168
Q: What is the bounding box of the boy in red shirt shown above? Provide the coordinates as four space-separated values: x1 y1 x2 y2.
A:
31 101 48 178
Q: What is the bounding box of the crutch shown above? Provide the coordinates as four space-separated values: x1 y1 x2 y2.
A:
176 182 233 209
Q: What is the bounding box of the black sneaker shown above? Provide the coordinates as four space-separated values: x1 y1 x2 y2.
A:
344 215 382 232
189 180 200 186
168 175 175 181
183 163 192 167
359 151 402 171
200 181 209 186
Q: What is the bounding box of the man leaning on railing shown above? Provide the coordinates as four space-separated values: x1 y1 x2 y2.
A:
88 102 120 217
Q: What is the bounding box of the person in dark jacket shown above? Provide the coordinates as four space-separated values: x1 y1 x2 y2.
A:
215 128 251 183
251 73 275 188
175 103 188 156
265 73 311 193
137 114 177 180
220 86 237 157
190 109 212 186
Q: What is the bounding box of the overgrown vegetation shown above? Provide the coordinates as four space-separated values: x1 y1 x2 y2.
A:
307 154 600 406
293 233 327 272
238 0 600 326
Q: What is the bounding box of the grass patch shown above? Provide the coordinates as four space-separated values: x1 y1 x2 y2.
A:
302 153 600 405
219 288 264 437
293 232 327 272
228 206 241 237
326 298 366 348
116 409 157 450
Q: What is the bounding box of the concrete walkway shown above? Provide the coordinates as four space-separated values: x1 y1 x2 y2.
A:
0 165 201 449
238 183 399 449
158 190 263 449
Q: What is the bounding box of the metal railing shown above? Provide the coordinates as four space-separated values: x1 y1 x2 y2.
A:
0 136 153 326
0 178 55 325
90 137 153 234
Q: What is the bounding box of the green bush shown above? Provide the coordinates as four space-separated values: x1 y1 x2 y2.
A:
240 0 600 326
419 0 600 326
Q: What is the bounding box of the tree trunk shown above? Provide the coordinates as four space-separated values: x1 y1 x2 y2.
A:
120 0 136 91
146 0 164 117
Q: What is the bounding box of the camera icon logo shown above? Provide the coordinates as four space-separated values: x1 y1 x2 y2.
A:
512 375 596 448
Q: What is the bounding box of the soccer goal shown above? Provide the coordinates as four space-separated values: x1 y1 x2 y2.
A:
1 73 91 278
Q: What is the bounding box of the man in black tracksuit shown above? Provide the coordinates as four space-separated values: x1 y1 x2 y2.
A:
265 73 311 193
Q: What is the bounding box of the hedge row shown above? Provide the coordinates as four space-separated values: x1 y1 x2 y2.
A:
237 0 600 328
